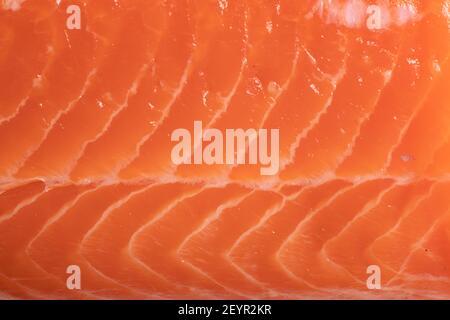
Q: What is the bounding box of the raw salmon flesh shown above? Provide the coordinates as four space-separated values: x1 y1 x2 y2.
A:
0 0 450 299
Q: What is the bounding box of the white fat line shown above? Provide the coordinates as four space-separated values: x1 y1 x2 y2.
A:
386 206 450 286
333 36 404 172
176 261 252 299
0 186 47 224
114 9 199 177
170 8 250 176
220 31 301 180
0 270 48 299
113 55 194 177
319 181 397 286
280 42 350 172
176 189 254 256
0 95 30 126
0 28 58 126
382 56 450 173
80 254 154 299
68 21 169 180
127 185 205 268
323 181 396 249
24 184 99 261
365 181 439 275
22 184 142 300
176 190 261 298
78 183 152 252
258 31 302 129
275 182 356 267
226 193 286 296
383 55 450 173
165 191 266 298
77 182 176 286
205 7 249 129
9 68 97 178
65 64 149 177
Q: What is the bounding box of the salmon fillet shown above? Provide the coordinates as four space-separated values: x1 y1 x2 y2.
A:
0 0 450 299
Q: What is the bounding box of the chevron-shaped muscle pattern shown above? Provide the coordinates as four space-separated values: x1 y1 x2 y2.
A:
0 0 449 299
